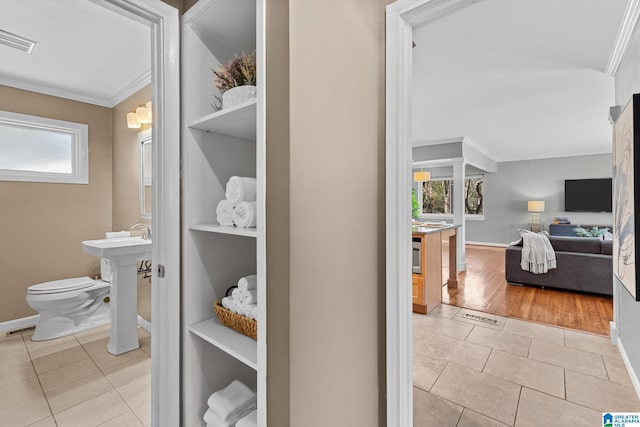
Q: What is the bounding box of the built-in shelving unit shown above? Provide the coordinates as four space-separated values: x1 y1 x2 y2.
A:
188 100 257 140
182 0 265 425
189 318 258 370
189 224 258 238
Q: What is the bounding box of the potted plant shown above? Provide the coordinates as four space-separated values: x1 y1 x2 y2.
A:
412 188 420 219
212 52 257 109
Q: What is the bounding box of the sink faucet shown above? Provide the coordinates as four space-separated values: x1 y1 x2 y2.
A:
131 223 151 240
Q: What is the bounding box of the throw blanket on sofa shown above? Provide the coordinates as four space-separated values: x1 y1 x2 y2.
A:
519 230 557 274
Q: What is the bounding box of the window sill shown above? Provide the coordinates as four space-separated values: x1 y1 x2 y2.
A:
418 214 485 221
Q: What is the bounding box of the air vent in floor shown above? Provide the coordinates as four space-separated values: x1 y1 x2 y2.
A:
462 313 499 325
5 325 35 337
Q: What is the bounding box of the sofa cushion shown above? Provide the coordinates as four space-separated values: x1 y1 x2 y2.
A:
601 240 613 255
547 236 601 254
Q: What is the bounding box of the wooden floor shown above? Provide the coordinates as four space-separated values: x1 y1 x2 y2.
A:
441 244 613 336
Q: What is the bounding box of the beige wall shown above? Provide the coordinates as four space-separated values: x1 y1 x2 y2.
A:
0 85 113 322
265 0 290 424
112 85 153 322
112 85 152 231
287 0 386 425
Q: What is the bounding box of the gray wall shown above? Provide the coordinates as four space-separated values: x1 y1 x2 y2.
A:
614 19 640 387
413 142 462 161
466 154 613 244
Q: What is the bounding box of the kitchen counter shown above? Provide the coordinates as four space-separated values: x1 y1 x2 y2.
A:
411 224 460 314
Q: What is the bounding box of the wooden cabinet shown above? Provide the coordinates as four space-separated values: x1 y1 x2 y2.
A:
181 1 266 425
412 226 459 314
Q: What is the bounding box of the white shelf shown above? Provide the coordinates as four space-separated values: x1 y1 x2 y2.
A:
189 224 257 238
185 0 256 54
189 318 257 370
189 99 256 140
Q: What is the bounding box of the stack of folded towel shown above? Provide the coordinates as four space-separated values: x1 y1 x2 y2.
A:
221 275 258 320
236 409 257 427
216 176 257 229
203 380 256 427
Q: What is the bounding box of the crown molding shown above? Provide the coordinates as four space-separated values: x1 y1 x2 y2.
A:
0 75 112 107
606 0 640 76
108 68 151 106
0 68 151 108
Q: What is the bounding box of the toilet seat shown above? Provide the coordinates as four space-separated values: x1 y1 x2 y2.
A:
28 277 99 295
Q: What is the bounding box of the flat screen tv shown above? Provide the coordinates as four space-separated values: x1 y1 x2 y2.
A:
564 178 612 212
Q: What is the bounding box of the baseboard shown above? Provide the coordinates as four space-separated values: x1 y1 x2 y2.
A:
617 337 640 399
137 315 152 333
610 321 619 345
0 315 38 333
466 241 509 248
1 314 152 334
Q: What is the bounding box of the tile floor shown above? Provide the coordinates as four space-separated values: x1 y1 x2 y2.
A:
414 304 640 426
0 324 151 427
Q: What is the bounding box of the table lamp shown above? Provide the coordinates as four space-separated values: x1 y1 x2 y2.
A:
528 200 545 225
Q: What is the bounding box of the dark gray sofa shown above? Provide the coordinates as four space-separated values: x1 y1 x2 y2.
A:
505 236 613 296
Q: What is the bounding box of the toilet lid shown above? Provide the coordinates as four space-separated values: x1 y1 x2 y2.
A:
28 277 95 295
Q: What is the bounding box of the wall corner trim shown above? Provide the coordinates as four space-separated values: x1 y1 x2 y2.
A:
617 337 640 400
606 0 640 77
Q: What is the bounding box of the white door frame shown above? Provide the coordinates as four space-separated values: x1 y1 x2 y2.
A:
385 1 481 425
93 1 180 426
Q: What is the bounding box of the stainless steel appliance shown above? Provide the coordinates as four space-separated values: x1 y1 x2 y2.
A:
412 237 422 274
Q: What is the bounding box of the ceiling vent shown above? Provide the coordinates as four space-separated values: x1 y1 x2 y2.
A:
0 29 37 54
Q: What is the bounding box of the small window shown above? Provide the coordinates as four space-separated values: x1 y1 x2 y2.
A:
420 176 484 217
0 110 88 184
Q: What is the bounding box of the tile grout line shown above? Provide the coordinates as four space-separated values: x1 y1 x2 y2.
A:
85 333 150 426
428 360 451 392
20 332 59 427
512 385 523 426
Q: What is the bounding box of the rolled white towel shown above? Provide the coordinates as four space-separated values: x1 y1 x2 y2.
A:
240 289 257 305
231 288 242 301
203 408 233 427
238 275 257 291
221 296 237 312
105 231 131 239
247 304 258 320
207 380 257 423
232 201 257 229
225 176 257 205
216 200 235 227
236 409 257 427
237 303 252 317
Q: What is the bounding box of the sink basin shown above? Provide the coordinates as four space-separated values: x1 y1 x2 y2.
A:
82 236 151 259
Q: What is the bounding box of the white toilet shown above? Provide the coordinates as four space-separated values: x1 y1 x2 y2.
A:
26 260 112 341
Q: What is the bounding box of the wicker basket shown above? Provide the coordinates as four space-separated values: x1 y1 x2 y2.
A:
213 301 257 340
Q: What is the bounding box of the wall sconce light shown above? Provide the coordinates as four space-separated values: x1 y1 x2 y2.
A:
413 170 431 182
527 200 545 224
127 111 141 129
127 101 152 128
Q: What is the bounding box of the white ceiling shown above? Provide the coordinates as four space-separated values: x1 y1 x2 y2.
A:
0 0 150 107
412 0 628 162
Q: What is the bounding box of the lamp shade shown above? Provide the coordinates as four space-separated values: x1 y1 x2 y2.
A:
136 105 151 124
528 200 545 213
145 101 152 122
413 171 431 182
127 112 141 129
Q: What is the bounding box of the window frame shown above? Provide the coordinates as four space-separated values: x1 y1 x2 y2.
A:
0 110 89 184
417 174 485 220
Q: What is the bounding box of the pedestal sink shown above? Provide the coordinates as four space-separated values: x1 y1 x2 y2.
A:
82 236 151 355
